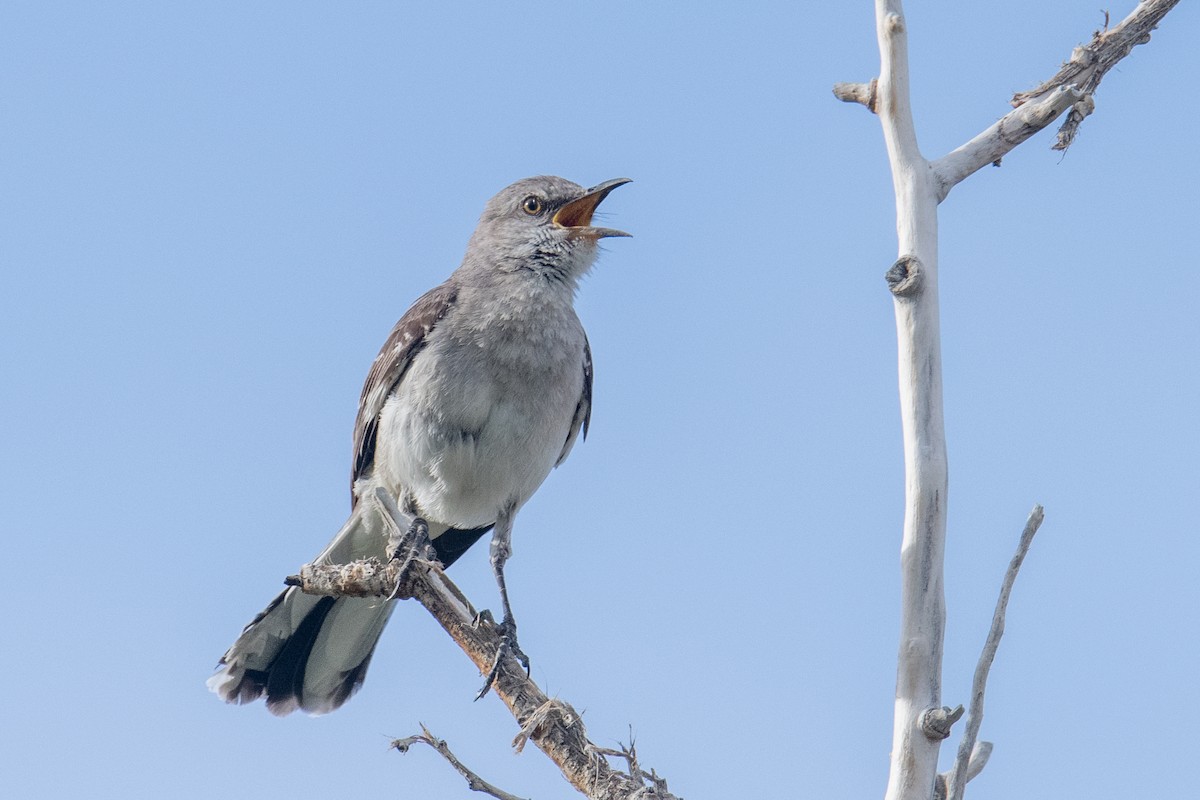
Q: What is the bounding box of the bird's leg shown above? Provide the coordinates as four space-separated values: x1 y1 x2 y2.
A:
476 507 529 699
375 487 438 565
385 515 438 600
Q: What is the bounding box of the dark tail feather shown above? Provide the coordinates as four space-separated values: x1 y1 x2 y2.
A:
208 504 396 715
263 596 335 712
208 587 394 716
208 509 491 715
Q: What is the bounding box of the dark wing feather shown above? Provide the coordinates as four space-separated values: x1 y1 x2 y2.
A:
351 280 458 505
556 335 592 466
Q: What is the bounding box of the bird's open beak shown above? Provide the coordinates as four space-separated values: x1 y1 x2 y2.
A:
553 178 632 239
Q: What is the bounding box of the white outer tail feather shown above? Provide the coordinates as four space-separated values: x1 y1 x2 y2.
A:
207 500 408 715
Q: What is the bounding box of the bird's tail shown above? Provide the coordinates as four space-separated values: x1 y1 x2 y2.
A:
207 503 399 716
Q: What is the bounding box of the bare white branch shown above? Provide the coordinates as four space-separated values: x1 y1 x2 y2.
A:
945 506 1046 800
922 0 1181 201
931 86 1084 201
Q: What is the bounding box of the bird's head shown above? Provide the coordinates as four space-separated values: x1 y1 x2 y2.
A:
464 175 631 288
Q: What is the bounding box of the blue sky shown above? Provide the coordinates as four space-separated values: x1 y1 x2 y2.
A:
2 2 1196 798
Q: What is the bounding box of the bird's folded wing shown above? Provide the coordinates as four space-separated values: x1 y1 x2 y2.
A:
557 335 592 466
351 280 459 504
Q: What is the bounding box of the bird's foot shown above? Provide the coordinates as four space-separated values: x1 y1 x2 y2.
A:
475 615 530 701
387 516 437 562
387 517 439 598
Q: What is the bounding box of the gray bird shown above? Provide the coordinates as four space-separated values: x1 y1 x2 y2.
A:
208 175 630 715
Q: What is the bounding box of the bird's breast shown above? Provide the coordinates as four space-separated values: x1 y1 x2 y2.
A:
372 307 585 529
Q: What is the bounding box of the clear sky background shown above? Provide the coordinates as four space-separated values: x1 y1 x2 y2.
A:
2 2 1196 798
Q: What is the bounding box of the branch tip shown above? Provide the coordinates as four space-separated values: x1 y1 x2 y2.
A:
1008 0 1180 152
392 726 530 800
833 79 878 113
945 505 1046 800
966 741 993 782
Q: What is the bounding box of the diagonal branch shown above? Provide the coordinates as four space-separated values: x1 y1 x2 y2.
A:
930 86 1083 202
929 0 1181 198
288 489 680 800
944 505 1046 800
1012 0 1181 151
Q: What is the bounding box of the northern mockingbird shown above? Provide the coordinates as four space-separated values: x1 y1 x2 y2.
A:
208 175 630 715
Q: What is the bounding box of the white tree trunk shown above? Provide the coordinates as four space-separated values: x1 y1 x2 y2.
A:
871 6 948 800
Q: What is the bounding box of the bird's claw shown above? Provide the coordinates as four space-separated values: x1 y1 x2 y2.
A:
386 517 439 598
387 517 437 562
475 616 530 701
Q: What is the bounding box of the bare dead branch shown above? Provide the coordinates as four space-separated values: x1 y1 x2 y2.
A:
289 490 680 800
285 556 398 597
832 79 878 112
1011 0 1181 150
930 85 1084 201
944 506 1046 800
589 742 674 800
392 724 529 800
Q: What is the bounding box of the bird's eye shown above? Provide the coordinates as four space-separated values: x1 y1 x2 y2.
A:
522 195 543 215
